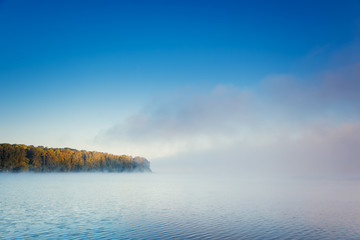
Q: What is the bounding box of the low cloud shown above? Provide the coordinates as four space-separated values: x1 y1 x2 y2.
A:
96 62 360 176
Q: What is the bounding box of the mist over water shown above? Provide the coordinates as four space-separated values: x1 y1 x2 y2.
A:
1 172 360 239
1 1 359 239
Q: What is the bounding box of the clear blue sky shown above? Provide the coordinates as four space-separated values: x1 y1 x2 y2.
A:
1 0 360 168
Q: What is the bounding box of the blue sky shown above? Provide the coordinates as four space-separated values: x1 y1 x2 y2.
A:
1 0 360 174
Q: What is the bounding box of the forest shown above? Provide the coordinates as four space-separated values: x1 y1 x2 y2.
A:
0 143 151 172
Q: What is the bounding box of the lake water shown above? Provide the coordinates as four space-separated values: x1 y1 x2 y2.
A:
1 173 360 239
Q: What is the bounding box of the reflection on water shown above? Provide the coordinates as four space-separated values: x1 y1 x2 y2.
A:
0 173 360 239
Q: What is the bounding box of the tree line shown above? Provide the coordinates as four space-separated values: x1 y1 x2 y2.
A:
0 143 151 172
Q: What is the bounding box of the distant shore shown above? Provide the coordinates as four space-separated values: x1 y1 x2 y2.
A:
0 143 151 173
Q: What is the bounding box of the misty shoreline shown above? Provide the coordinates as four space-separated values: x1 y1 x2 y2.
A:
0 143 151 173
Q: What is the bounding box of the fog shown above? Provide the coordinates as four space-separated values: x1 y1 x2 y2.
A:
95 61 360 177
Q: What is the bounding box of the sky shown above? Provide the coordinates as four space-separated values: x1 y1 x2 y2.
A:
1 0 360 175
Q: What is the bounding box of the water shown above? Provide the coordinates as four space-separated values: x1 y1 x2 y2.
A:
1 173 360 239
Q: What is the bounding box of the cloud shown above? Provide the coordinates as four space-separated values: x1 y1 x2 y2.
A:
95 62 360 175
260 62 360 117
96 85 260 157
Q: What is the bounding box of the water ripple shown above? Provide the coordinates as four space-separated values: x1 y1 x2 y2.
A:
1 173 360 239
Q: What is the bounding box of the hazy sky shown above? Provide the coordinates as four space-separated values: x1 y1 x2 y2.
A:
1 0 360 175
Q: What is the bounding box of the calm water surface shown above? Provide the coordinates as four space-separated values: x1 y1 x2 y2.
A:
1 173 360 239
